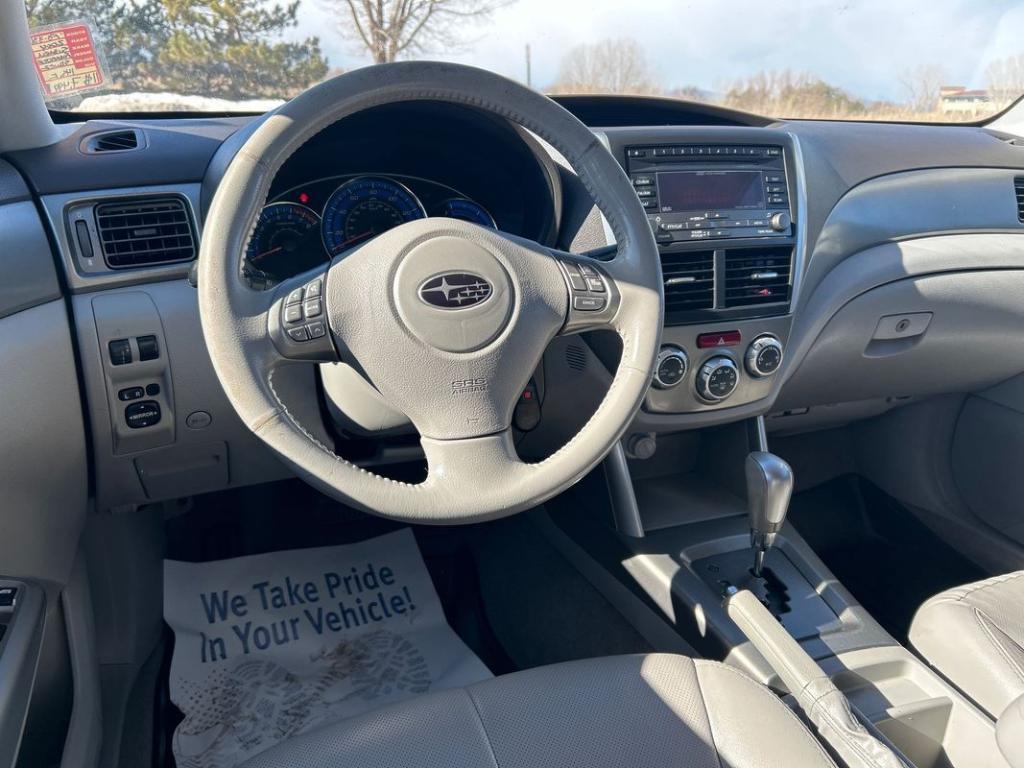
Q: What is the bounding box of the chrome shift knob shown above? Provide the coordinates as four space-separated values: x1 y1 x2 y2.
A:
745 451 794 576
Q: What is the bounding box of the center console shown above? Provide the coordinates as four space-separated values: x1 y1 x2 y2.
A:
598 127 805 430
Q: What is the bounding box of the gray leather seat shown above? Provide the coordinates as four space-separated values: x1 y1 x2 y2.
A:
240 654 835 767
910 571 1024 718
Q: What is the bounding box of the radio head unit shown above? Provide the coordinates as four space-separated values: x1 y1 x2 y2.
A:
626 145 792 243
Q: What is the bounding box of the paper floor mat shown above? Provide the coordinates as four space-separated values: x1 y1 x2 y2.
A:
164 528 492 768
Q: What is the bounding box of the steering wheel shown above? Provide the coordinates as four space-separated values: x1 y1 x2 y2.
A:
198 62 663 524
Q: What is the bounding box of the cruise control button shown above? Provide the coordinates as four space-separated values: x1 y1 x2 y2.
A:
586 276 606 292
562 263 587 291
306 321 326 339
287 326 309 342
573 295 607 312
284 304 303 324
303 298 322 318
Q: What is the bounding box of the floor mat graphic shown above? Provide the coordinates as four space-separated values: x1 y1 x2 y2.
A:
164 528 492 768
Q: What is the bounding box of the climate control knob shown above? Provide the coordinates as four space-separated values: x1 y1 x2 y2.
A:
696 356 739 402
745 335 784 378
653 345 689 389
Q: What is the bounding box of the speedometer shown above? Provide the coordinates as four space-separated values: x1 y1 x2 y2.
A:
321 177 426 255
243 202 324 288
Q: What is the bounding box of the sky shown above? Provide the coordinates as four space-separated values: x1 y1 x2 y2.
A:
294 0 1024 102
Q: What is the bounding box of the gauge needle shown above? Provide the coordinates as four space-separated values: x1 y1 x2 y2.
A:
331 230 374 253
251 245 283 262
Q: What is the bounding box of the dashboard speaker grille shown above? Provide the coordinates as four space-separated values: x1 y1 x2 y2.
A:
95 197 196 269
1015 177 1024 222
723 246 793 308
662 250 715 312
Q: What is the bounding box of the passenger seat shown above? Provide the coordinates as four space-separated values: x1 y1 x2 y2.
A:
909 571 1024 718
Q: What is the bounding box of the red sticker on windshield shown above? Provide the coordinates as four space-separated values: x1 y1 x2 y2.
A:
30 21 106 99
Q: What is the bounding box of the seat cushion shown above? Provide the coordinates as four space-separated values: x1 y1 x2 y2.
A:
910 571 1024 717
239 654 835 768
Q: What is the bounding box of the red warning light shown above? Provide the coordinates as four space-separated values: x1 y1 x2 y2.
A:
298 192 311 204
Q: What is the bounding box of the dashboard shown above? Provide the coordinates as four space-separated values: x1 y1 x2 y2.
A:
7 94 1024 509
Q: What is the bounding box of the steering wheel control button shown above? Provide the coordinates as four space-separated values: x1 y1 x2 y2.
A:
303 298 322 318
305 280 322 298
697 330 741 349
306 321 327 339
284 303 303 324
286 287 304 305
563 263 587 291
137 335 160 361
108 338 132 365
125 400 161 429
287 326 309 342
653 346 689 389
745 335 784 378
573 295 607 312
697 356 740 402
186 410 212 430
118 386 144 401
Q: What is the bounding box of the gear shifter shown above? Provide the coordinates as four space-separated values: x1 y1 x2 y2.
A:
745 451 794 576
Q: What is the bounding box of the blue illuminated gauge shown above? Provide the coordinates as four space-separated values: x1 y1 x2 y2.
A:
439 197 496 228
243 202 324 287
321 176 427 255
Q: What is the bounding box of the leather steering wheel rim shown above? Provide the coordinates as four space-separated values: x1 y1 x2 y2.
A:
198 62 663 524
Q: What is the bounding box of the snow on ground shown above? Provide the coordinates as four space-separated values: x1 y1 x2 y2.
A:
73 92 284 113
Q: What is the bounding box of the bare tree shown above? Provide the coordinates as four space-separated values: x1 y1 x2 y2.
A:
899 64 945 113
987 55 1024 109
327 0 511 63
549 38 660 95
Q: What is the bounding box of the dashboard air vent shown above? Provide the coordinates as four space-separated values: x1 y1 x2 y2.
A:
662 250 714 312
95 197 196 268
83 129 142 153
1015 177 1024 222
724 246 792 308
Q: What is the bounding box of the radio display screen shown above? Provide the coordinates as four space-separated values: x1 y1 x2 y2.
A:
656 170 764 212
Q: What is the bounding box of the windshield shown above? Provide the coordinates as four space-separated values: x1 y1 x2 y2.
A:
24 0 1024 121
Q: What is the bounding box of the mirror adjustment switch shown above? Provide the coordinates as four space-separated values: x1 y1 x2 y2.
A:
118 386 144 401
125 400 161 429
108 339 132 365
137 335 160 361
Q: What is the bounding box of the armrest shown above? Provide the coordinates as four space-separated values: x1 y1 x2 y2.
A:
0 579 45 767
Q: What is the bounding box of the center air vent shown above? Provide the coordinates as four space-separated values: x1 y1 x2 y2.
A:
95 197 196 268
662 250 714 312
1015 177 1024 222
723 246 793 308
82 129 142 153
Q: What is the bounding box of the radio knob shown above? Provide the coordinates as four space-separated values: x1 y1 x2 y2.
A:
745 335 784 378
770 211 792 232
653 345 689 389
696 356 739 402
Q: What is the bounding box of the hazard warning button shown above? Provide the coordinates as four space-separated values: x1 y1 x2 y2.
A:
696 330 741 349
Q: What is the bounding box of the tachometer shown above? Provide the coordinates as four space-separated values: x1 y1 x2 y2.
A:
243 202 324 287
321 177 426 255
439 197 496 228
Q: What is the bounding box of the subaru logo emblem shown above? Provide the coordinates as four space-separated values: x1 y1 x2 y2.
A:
418 272 492 309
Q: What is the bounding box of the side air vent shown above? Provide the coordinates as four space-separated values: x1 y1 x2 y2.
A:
82 129 143 153
723 246 793 308
1015 177 1024 222
95 197 196 268
662 250 715 312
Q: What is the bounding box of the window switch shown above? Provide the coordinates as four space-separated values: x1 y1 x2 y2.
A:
108 339 132 365
137 335 160 361
0 587 17 607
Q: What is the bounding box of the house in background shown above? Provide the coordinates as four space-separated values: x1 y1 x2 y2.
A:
940 85 991 113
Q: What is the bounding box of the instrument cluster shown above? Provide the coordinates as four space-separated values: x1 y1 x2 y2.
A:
243 174 497 288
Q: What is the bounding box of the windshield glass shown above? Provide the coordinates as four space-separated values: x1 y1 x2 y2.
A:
24 0 1024 121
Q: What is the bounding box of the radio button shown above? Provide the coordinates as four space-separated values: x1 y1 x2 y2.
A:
632 175 654 186
636 188 655 198
660 222 684 231
765 173 784 183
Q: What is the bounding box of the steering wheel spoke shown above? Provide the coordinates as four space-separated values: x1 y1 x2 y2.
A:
266 262 339 364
